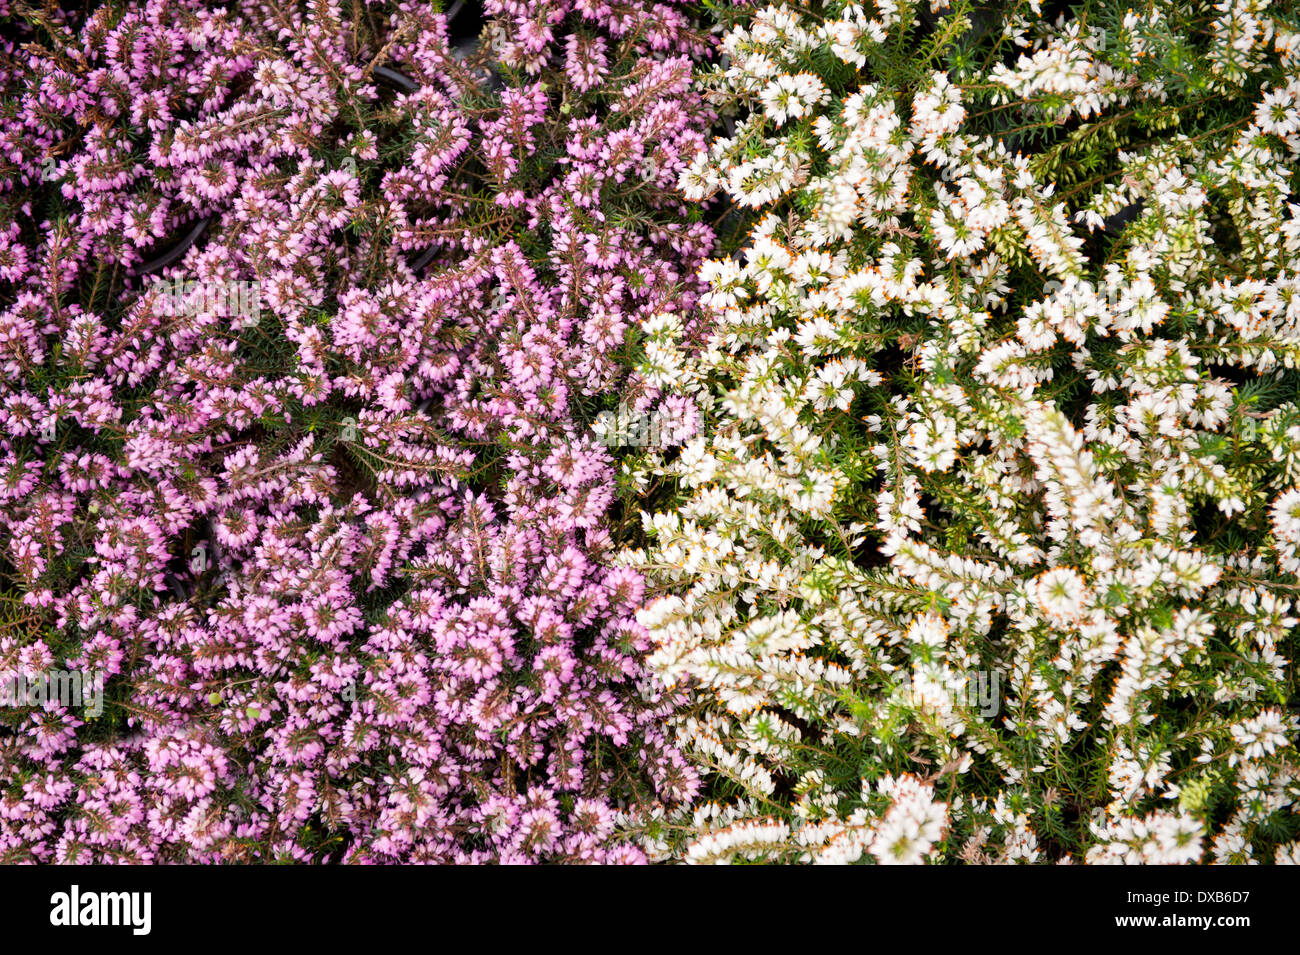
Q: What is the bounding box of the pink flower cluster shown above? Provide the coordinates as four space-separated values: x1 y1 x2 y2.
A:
0 0 712 862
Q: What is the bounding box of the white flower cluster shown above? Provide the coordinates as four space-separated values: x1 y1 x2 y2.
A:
626 1 1300 863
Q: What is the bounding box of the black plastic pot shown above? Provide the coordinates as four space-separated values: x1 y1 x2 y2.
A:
373 66 420 94
447 0 504 93
1103 200 1145 237
917 2 1001 47
369 66 440 274
134 216 212 276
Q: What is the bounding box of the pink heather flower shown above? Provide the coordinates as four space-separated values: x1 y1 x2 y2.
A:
0 0 710 864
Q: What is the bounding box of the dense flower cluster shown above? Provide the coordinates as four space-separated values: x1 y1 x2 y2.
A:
0 0 712 862
629 0 1300 863
3 0 1297 867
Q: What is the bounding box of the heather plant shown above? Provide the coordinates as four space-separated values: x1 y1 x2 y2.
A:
627 0 1300 863
1 0 713 862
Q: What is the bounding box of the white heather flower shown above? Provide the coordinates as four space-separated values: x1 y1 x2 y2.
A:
1272 487 1300 573
906 610 950 648
1086 811 1204 865
869 775 948 865
823 5 886 67
759 72 830 126
1114 275 1169 335
699 258 749 309
804 359 856 412
679 146 717 201
1271 488 1300 542
683 818 792 864
1230 710 1295 764
906 412 959 472
629 4 1300 868
1033 567 1090 626
1256 84 1300 138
